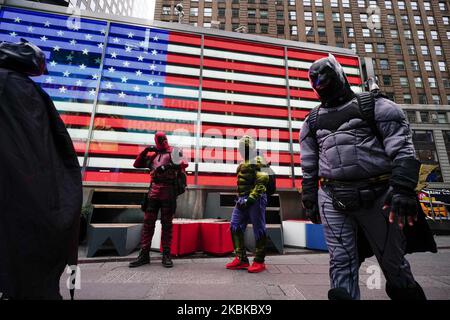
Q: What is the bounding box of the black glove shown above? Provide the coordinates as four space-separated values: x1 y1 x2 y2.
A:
384 188 418 228
301 178 321 224
155 163 173 173
303 200 321 224
145 146 157 153
385 158 420 228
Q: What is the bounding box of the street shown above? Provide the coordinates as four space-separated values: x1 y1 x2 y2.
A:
60 236 450 300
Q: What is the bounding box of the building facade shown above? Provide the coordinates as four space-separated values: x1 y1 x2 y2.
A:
155 0 450 106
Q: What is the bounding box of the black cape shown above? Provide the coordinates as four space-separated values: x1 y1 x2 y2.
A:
0 68 82 299
358 198 438 264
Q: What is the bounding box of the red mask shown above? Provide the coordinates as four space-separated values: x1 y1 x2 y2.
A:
154 131 169 151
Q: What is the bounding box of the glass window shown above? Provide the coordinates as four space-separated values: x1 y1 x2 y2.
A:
400 77 409 87
424 61 432 71
289 11 297 21
290 25 298 35
204 8 212 17
332 13 340 22
334 27 342 38
424 2 431 11
440 2 448 11
404 30 412 39
316 12 325 21
420 113 430 123
385 1 392 9
260 10 269 18
397 61 405 70
411 61 419 71
380 59 389 70
439 62 446 71
411 2 418 10
391 30 398 38
418 95 427 104
438 113 448 123
387 15 396 24
444 17 450 25
248 9 256 18
421 46 429 55
190 7 198 16
443 78 450 88
342 0 350 8
348 43 357 52
363 29 370 37
277 25 285 35
429 78 437 88
414 16 421 24
427 17 434 25
261 24 268 33
360 14 368 22
417 30 425 39
162 6 171 15
347 28 354 37
435 46 443 56
432 95 441 104
304 12 312 21
415 77 423 88
377 43 386 53
398 1 405 9
358 0 366 8
404 95 413 105
247 24 256 33
318 27 326 37
383 75 392 86
430 31 438 40
276 11 283 20
365 43 373 53
344 13 352 22
393 44 402 54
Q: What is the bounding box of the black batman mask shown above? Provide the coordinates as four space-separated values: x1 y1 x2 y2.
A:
308 54 355 108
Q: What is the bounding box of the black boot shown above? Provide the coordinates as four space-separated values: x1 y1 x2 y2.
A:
162 248 173 268
129 248 150 268
328 288 353 300
386 281 427 300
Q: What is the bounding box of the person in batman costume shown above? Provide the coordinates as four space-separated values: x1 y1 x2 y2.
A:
225 135 270 273
0 39 82 300
129 132 188 268
300 54 437 300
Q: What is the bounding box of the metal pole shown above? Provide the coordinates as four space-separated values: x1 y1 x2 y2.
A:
81 21 111 177
194 34 205 185
284 46 296 189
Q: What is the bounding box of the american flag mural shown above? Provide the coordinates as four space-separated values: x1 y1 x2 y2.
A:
0 6 362 189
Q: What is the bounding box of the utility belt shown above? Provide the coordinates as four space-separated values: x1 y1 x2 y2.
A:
320 174 391 212
151 177 176 185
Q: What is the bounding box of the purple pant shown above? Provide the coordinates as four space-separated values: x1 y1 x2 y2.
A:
230 194 267 240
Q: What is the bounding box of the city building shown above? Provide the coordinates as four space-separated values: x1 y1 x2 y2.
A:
155 0 450 106
64 0 151 18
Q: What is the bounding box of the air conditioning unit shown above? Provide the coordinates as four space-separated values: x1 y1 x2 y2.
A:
431 112 438 122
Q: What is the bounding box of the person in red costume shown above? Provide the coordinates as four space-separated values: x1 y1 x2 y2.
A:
129 132 188 268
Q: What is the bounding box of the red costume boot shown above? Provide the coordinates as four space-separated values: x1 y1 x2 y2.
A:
226 257 250 270
248 261 266 273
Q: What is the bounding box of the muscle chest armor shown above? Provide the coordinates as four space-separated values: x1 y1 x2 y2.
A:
151 151 172 169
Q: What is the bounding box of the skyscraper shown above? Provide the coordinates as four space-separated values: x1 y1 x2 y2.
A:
155 0 450 106
67 0 152 18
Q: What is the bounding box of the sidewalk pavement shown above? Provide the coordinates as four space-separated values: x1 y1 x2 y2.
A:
61 236 450 300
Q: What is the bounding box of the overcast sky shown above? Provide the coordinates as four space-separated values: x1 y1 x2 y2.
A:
132 0 155 20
